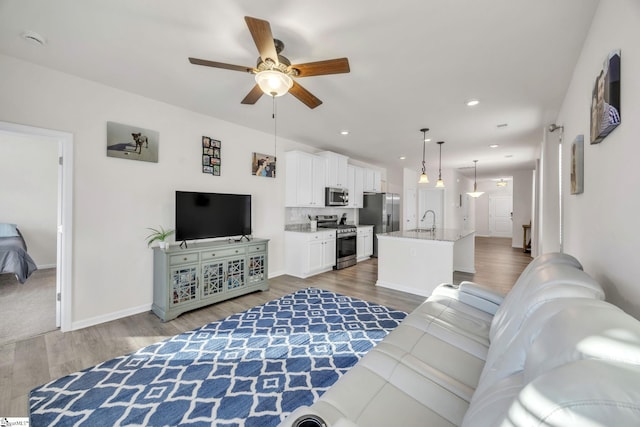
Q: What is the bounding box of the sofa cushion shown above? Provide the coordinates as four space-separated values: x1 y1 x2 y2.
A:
312 350 470 427
489 263 604 343
523 298 640 382
504 360 640 426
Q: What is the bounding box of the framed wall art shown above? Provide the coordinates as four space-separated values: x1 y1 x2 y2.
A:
202 136 221 176
570 135 584 195
106 122 159 163
590 49 621 144
251 152 276 178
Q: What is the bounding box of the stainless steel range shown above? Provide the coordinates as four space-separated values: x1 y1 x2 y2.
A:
316 214 357 270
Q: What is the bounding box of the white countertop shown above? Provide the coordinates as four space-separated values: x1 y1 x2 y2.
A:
377 228 475 242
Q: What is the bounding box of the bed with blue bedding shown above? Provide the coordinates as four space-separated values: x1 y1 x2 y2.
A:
0 223 37 284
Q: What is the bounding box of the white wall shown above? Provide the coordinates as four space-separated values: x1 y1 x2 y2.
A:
554 0 640 317
0 131 58 267
0 54 314 328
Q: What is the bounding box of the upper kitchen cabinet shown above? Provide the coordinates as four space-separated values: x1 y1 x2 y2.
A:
347 165 364 208
317 151 348 189
285 151 327 207
363 168 382 193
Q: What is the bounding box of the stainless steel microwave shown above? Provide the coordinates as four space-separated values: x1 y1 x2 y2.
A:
325 187 349 206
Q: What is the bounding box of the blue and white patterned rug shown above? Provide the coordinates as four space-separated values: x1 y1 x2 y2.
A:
29 288 406 426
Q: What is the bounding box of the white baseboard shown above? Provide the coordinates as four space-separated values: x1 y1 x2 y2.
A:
268 269 286 278
37 263 56 269
376 280 431 298
71 303 152 331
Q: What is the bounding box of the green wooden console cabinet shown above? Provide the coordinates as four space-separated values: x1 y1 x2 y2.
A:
152 238 269 321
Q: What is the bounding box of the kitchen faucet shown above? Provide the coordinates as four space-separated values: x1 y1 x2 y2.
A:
421 209 436 232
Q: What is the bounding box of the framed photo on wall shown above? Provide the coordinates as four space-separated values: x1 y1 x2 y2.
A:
570 135 584 195
106 122 159 163
590 50 621 144
202 136 221 176
251 152 276 178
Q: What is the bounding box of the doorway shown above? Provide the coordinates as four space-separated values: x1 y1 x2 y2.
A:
489 195 513 238
0 121 73 337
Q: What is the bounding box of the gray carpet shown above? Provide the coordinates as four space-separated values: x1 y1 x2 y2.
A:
0 268 57 346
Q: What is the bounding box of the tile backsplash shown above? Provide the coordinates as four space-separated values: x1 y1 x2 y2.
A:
286 207 358 225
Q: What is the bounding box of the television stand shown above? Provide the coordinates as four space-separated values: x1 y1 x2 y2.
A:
152 238 269 321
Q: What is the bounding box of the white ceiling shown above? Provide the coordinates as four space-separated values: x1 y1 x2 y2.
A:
0 0 599 179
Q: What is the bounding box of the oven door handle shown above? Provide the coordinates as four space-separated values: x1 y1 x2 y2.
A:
338 232 357 238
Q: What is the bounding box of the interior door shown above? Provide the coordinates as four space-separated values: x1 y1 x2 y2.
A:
404 188 417 230
489 195 513 237
418 188 444 229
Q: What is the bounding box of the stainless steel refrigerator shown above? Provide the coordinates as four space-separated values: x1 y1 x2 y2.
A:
359 193 400 257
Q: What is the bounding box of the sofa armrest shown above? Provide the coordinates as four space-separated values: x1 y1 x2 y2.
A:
458 281 505 305
432 282 503 315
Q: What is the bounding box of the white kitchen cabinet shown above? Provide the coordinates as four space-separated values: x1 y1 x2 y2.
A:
285 230 336 278
318 151 348 189
364 168 382 193
285 151 327 207
347 165 364 208
356 226 374 261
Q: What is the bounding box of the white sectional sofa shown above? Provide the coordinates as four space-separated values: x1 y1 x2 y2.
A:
279 253 640 427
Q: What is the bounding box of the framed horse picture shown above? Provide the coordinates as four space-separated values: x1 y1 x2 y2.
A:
106 122 159 163
590 50 621 144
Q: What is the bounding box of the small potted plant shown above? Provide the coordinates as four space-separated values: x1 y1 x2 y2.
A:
145 226 174 250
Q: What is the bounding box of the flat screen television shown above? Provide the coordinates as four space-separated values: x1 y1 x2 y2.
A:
175 191 251 241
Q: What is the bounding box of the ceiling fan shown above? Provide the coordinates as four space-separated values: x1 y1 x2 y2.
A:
188 16 350 109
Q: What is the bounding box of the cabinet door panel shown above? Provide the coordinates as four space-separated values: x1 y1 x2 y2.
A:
227 258 246 290
202 261 225 297
170 265 199 306
323 238 336 269
248 254 266 285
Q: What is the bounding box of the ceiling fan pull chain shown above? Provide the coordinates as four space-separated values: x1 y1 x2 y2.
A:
272 95 277 158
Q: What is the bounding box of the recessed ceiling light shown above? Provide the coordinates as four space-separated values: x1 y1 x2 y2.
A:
424 138 432 142
466 99 480 107
489 144 499 148
21 31 46 46
340 130 349 135
399 156 406 160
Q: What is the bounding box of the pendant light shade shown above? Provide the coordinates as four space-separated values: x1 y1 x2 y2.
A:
467 160 484 198
435 141 445 188
418 128 429 184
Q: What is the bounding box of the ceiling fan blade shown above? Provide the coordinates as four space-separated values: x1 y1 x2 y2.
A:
188 57 254 73
241 84 264 105
244 16 278 64
290 58 351 77
289 81 323 109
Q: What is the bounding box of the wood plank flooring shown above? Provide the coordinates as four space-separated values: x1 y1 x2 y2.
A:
0 236 531 417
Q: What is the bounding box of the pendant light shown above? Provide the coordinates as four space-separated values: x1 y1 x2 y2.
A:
467 160 484 198
418 128 429 184
496 179 507 187
435 141 445 188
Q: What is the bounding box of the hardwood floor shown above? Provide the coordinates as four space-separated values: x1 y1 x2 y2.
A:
0 236 531 417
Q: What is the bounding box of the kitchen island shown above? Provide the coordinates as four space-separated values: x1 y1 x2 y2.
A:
376 229 475 297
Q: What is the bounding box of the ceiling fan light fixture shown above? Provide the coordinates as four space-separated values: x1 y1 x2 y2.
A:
255 69 293 97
